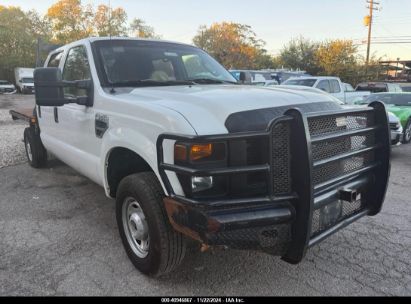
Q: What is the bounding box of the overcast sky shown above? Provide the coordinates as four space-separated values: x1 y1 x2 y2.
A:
3 0 411 60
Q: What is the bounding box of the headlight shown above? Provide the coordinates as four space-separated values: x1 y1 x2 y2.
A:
191 176 213 193
174 142 227 198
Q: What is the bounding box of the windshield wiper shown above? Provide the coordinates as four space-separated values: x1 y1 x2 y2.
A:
187 78 238 85
108 79 195 87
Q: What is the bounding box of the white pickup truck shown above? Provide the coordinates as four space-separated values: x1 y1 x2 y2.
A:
282 76 370 104
20 37 390 277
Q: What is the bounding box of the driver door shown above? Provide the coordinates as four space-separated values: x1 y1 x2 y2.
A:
54 45 100 180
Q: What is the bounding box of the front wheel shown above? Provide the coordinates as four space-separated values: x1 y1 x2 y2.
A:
116 172 187 277
402 119 411 144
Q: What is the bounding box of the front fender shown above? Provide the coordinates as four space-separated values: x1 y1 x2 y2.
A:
100 127 187 198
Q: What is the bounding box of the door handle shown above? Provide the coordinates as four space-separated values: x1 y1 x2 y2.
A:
95 113 109 138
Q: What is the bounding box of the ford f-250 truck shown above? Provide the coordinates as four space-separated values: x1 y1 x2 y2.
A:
23 37 390 277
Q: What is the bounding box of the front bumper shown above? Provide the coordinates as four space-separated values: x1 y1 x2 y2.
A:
391 129 403 145
0 88 16 94
22 87 35 94
157 101 391 263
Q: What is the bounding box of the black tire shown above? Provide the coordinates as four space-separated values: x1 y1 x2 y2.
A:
402 119 411 144
116 172 187 277
24 127 48 168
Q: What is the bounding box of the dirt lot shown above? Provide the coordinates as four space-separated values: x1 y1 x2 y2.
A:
0 94 410 296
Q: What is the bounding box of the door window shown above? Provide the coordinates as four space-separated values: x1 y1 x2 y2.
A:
47 52 63 68
329 80 341 93
62 46 91 98
317 80 331 93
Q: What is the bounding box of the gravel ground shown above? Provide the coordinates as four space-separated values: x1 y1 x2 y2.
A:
0 94 34 168
0 94 410 296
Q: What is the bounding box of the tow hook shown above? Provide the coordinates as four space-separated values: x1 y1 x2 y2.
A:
339 188 359 203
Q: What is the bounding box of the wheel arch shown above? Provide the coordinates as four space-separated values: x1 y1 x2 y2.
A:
105 146 158 198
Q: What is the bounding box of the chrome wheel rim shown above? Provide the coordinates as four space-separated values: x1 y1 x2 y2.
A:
122 197 149 258
25 140 32 162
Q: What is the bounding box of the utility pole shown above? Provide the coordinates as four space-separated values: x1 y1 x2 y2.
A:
365 0 380 74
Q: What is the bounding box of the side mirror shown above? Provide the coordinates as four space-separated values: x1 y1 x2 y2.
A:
34 67 93 107
34 68 65 107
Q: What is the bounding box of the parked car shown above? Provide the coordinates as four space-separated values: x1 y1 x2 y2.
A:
274 85 345 105
0 80 16 94
230 70 277 86
387 112 403 146
14 67 35 94
282 76 370 104
270 71 311 84
356 82 403 93
19 37 390 276
252 79 279 87
356 93 411 143
399 83 411 92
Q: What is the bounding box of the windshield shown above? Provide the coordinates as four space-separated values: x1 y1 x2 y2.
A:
22 78 34 83
93 40 237 87
362 94 411 106
282 78 316 87
0 80 11 85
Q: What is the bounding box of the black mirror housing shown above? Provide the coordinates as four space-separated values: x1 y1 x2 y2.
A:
34 68 93 107
34 68 66 107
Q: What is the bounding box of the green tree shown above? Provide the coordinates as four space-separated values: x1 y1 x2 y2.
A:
193 22 269 69
315 39 359 83
0 6 51 81
94 4 128 37
47 0 94 44
279 37 321 75
129 18 159 39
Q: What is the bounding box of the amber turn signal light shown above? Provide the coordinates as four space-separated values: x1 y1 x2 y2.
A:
190 144 213 161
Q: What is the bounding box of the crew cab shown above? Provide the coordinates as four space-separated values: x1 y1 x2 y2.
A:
22 37 390 277
282 76 370 104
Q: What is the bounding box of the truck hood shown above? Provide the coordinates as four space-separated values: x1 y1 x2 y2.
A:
120 85 339 134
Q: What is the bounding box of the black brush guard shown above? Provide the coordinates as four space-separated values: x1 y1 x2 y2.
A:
156 101 391 263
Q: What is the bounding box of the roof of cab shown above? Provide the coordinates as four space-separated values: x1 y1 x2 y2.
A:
50 36 195 54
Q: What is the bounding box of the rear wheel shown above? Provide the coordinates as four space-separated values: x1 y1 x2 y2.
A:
402 119 411 144
24 127 47 168
116 172 187 277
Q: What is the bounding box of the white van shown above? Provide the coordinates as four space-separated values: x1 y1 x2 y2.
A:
14 68 35 94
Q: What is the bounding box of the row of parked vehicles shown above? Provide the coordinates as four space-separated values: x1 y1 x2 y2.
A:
0 67 35 95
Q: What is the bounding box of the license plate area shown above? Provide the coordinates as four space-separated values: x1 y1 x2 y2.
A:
311 191 365 238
